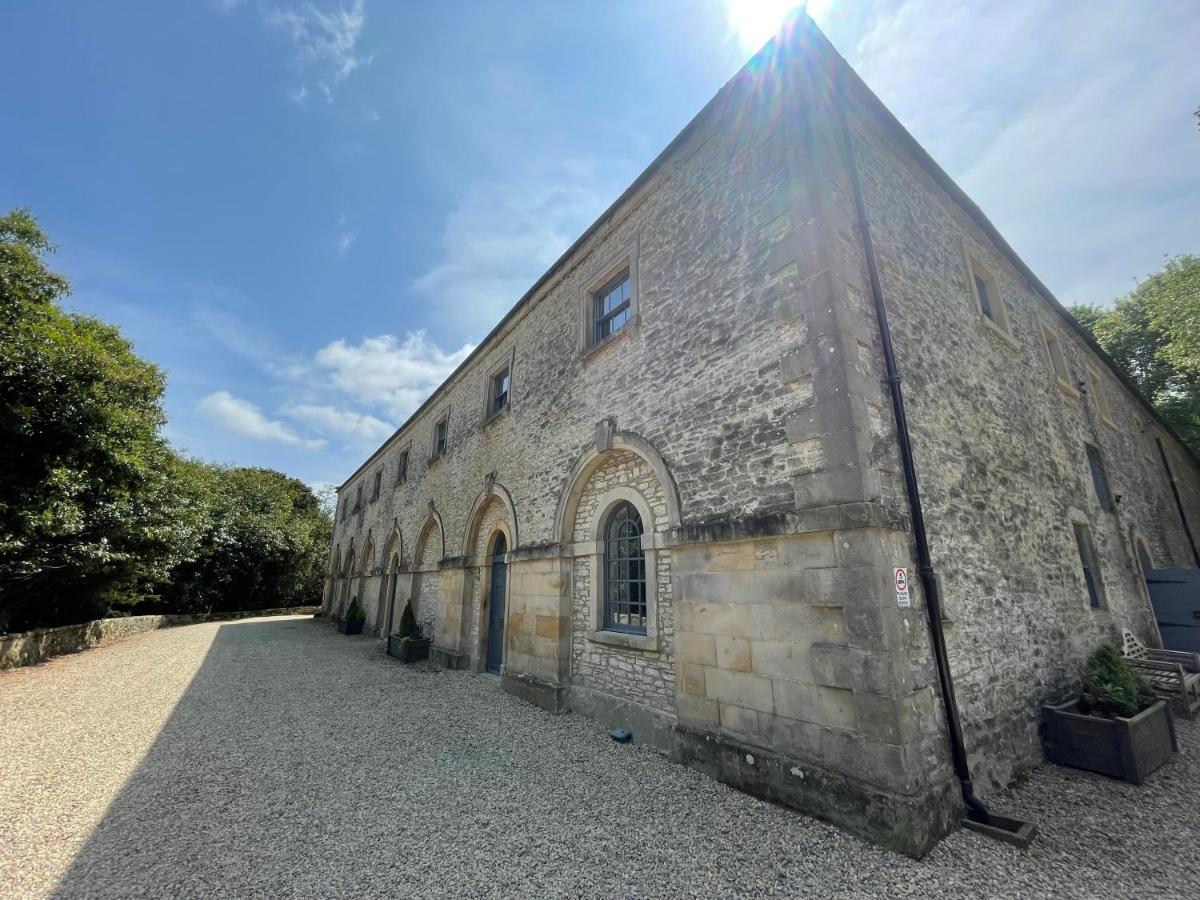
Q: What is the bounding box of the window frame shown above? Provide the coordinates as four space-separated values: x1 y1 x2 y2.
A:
1071 521 1106 610
579 238 640 359
482 350 516 425
370 469 382 502
1084 443 1113 513
353 483 363 513
962 241 1015 344
1041 325 1078 398
601 501 648 635
396 448 409 485
432 414 449 460
1086 365 1116 427
592 268 633 347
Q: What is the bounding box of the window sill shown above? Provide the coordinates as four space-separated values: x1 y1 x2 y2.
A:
482 405 509 429
979 314 1019 350
1056 378 1080 400
587 629 657 652
581 317 638 364
427 454 446 468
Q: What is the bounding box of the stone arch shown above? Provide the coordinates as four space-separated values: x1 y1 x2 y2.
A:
559 433 677 714
338 540 356 615
461 484 518 671
554 429 681 545
359 532 375 575
409 509 444 636
1131 529 1155 571
462 481 519 559
377 522 404 637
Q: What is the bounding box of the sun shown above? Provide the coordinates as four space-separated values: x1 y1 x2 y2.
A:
723 0 833 51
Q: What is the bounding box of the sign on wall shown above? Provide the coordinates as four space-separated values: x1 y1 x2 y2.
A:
894 567 910 608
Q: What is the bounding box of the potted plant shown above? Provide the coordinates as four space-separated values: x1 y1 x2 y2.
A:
1042 643 1178 784
387 604 431 663
338 598 366 635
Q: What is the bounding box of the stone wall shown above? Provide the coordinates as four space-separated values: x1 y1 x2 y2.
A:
834 64 1200 791
0 607 319 671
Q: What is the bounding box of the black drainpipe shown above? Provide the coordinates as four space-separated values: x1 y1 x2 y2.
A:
832 85 1006 831
1156 437 1200 568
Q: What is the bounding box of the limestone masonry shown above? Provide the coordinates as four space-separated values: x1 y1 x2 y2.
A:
323 17 1200 856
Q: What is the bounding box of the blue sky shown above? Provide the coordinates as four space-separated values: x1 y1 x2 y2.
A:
2 1 1197 490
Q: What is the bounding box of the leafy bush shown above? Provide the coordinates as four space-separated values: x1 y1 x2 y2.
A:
345 598 366 624
396 603 423 640
1080 643 1155 718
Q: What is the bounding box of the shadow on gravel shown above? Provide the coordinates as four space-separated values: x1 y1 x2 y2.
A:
49 618 397 899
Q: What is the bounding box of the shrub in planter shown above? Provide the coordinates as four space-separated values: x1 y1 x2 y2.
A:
387 604 430 663
1043 643 1177 784
338 598 366 635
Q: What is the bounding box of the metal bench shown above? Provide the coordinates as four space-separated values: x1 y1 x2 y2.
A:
1122 628 1200 718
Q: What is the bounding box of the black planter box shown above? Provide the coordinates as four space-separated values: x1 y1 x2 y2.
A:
388 634 431 663
338 618 364 635
1042 698 1177 784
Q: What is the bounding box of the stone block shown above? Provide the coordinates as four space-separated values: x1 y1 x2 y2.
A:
749 639 810 680
704 667 774 713
676 694 720 728
815 685 857 730
715 635 752 672
534 615 562 639
681 663 707 697
687 603 772 639
719 702 761 737
676 632 716 667
772 678 814 722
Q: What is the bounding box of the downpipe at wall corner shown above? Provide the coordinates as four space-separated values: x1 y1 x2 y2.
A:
832 77 1036 849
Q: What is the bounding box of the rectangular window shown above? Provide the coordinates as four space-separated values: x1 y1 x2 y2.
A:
434 418 448 458
1072 522 1105 609
1088 366 1115 426
339 497 346 521
965 250 1011 336
974 274 993 320
491 368 510 416
354 484 363 512
593 268 631 345
1042 328 1074 393
397 450 409 484
371 470 381 501
1085 443 1113 512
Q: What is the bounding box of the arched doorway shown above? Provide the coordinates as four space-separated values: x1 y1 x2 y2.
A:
485 532 508 674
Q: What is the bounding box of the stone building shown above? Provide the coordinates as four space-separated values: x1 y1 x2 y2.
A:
324 16 1200 856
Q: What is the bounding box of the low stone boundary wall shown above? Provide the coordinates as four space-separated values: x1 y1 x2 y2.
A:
0 606 319 671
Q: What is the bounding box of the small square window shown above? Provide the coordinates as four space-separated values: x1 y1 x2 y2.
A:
1085 443 1113 512
1042 328 1076 395
1072 522 1105 609
491 368 510 416
593 268 631 345
396 450 409 484
434 417 448 458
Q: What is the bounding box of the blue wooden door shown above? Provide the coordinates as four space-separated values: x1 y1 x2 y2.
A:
486 535 507 674
1145 568 1200 653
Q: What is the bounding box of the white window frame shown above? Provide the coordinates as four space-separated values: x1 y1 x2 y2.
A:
431 410 450 462
482 349 516 425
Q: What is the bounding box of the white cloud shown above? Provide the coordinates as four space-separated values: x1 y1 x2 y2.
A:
313 331 473 420
335 212 357 257
199 391 325 449
415 161 617 333
266 0 370 102
284 403 394 444
841 0 1200 308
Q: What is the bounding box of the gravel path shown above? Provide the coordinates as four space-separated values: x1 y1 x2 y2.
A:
1 616 1197 899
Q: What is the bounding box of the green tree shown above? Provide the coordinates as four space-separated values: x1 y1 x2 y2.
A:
0 210 201 631
1069 254 1200 453
158 465 331 615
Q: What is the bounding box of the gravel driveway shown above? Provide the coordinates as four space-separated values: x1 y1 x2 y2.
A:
1 616 1197 899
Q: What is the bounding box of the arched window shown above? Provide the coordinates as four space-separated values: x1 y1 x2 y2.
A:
603 501 646 634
